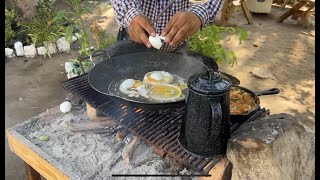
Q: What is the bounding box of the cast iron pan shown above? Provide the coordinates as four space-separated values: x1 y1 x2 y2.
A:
230 86 280 123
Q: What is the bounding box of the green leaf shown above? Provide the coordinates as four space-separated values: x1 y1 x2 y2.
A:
39 135 50 141
238 29 248 45
228 50 237 66
187 24 247 66
53 11 65 22
65 25 74 43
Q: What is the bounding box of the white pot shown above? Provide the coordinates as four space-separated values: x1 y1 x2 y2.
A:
247 0 273 13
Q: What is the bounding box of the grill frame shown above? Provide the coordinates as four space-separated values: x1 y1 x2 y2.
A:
61 73 270 174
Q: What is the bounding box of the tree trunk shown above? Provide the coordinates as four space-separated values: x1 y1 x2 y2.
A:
14 0 38 21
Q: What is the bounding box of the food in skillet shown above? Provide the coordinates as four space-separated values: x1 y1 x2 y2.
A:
143 71 174 86
119 71 187 102
149 84 185 102
230 87 257 115
119 79 149 98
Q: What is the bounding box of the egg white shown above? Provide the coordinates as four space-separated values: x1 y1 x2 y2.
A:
143 71 174 86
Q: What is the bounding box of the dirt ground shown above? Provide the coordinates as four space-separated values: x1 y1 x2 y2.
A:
218 7 315 133
5 1 314 179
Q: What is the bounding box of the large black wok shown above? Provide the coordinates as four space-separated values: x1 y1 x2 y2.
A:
88 52 209 109
87 41 240 110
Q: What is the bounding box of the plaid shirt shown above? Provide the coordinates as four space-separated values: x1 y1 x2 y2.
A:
111 0 222 52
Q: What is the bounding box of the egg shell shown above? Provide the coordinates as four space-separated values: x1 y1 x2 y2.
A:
149 34 163 49
60 101 72 113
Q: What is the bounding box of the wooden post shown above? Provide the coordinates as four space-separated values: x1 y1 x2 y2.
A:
220 0 232 26
199 156 233 180
86 103 114 121
220 0 253 26
221 0 238 26
278 1 308 22
25 162 41 180
240 0 253 24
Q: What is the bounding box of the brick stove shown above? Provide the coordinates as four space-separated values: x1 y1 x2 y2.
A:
61 73 270 175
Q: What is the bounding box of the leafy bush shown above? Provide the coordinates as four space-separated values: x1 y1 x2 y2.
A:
65 0 93 56
5 8 17 47
188 25 248 66
18 0 65 47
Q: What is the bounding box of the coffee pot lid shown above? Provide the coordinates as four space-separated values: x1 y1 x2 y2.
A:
188 70 231 95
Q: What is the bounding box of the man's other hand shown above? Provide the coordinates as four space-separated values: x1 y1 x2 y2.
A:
161 12 201 47
129 15 156 48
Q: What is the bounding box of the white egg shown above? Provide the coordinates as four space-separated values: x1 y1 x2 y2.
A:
150 72 164 81
149 34 165 49
120 79 135 89
60 101 72 113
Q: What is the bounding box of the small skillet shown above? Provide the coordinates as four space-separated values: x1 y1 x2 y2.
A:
230 86 280 123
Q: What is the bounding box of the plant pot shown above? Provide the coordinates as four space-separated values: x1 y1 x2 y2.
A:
247 0 273 14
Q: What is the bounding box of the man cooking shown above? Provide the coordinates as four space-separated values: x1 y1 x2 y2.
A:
111 0 223 52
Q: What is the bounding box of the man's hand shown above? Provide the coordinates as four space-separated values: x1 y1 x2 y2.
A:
161 12 202 47
129 15 156 48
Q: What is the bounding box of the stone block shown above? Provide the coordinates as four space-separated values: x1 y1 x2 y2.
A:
56 37 70 52
43 42 57 55
5 48 15 58
37 46 47 56
14 41 24 56
227 114 314 180
24 44 37 58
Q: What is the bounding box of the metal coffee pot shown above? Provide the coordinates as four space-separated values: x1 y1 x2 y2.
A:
178 70 232 157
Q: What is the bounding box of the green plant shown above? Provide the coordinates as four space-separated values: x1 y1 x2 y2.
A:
65 0 93 56
5 8 17 47
91 21 116 50
188 25 248 66
65 0 116 77
69 59 93 75
18 0 66 57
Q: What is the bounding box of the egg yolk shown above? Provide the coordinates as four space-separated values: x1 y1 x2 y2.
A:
150 86 180 98
133 81 143 88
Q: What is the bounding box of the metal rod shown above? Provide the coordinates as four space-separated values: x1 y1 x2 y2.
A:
151 0 176 26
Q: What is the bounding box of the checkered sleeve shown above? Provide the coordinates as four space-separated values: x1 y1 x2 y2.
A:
111 0 142 28
187 0 223 28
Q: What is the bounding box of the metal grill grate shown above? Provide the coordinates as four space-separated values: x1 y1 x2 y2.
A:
61 74 270 174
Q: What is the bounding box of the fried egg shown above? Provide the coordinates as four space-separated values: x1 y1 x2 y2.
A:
119 79 143 97
149 84 185 102
120 79 135 90
143 71 174 87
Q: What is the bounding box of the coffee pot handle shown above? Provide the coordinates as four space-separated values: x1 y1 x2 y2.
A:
207 98 222 145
